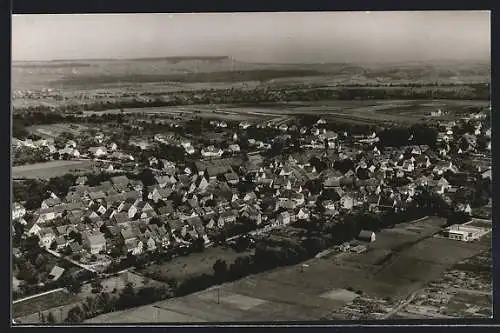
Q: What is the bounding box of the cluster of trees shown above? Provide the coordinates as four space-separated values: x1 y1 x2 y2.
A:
13 179 51 210
153 143 187 164
377 124 438 148
63 283 173 323
13 174 78 210
12 146 50 166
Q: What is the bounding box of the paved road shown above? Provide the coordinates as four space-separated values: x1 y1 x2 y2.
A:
44 248 99 274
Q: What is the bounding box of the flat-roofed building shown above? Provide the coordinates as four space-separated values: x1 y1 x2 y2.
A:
444 224 484 242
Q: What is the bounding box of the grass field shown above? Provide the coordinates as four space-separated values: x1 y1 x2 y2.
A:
139 246 254 281
79 271 163 299
12 160 94 179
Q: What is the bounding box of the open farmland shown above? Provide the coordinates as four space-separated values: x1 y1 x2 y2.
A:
12 160 95 179
87 216 489 323
78 99 489 126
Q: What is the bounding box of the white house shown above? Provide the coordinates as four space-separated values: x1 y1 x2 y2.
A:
88 146 107 158
12 202 26 220
201 146 224 158
296 208 310 221
228 144 241 153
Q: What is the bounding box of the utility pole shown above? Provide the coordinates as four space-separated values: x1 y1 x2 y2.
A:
217 287 220 304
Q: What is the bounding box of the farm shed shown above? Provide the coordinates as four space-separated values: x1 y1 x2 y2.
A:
357 230 376 242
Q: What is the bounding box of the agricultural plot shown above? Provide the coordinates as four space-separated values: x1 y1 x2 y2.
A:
85 302 204 324
12 160 94 179
28 123 90 138
13 290 81 319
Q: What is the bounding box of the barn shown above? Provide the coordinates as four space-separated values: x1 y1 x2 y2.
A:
357 230 376 242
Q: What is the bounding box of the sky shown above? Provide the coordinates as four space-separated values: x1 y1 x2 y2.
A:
12 11 491 63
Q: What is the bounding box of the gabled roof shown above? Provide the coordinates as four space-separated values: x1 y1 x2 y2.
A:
120 228 136 241
113 211 130 224
89 191 106 200
48 266 65 281
84 231 106 245
167 219 185 231
158 202 175 215
42 197 62 207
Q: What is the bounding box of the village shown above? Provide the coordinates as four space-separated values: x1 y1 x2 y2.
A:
11 104 492 323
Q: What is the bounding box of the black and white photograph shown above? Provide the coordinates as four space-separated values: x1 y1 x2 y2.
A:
11 11 492 324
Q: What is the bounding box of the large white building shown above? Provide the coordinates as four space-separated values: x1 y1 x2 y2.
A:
444 224 484 242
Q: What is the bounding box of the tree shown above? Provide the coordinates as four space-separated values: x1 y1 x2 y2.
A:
95 292 114 313
139 168 156 187
66 305 84 323
34 253 48 268
17 260 39 284
118 282 136 309
212 259 228 279
66 276 82 294
191 237 205 253
91 279 104 293
23 234 41 252
69 230 82 244
447 211 471 226
46 312 56 324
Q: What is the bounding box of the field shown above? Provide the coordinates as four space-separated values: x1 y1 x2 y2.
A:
87 216 490 323
12 58 490 92
28 123 90 139
139 246 254 281
13 290 81 319
78 99 489 126
12 160 95 179
79 271 163 299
